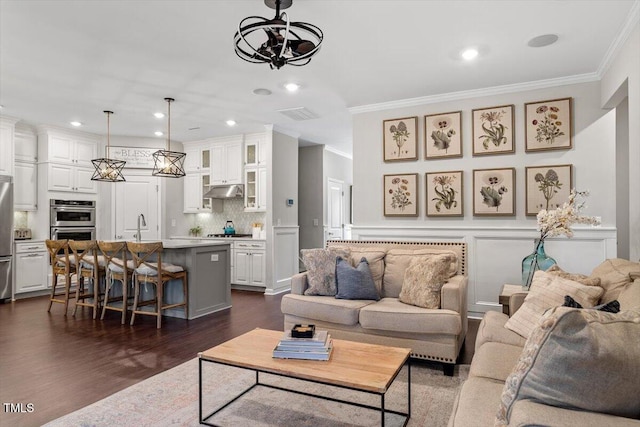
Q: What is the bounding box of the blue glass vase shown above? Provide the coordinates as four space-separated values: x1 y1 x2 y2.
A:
521 239 557 290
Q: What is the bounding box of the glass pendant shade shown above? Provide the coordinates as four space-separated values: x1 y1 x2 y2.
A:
152 97 186 178
91 110 126 182
521 239 557 290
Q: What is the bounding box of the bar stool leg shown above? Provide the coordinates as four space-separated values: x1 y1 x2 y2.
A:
64 272 72 315
156 280 163 329
47 274 58 312
121 278 128 325
130 276 140 326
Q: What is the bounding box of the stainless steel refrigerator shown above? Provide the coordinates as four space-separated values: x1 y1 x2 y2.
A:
0 175 13 301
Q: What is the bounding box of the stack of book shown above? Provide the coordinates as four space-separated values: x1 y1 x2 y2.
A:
272 329 333 361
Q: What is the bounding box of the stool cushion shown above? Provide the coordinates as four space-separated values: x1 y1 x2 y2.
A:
80 255 107 269
56 255 77 267
135 262 184 276
107 258 135 274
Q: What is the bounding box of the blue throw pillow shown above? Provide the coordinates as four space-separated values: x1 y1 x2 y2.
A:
335 256 380 301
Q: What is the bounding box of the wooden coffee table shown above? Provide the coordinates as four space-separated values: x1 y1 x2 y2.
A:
199 328 411 426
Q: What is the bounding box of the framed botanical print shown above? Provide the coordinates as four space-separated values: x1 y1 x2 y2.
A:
472 105 515 156
383 116 418 161
525 97 572 152
424 111 462 159
525 164 573 216
426 170 463 217
473 168 516 216
384 173 418 217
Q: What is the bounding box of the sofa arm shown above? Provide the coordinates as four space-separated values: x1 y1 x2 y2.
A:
291 272 309 295
509 293 527 316
442 275 468 314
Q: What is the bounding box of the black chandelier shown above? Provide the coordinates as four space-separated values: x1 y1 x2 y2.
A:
152 97 186 178
234 0 323 70
91 110 126 182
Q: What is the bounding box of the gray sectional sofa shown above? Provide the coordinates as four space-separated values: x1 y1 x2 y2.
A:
281 240 468 374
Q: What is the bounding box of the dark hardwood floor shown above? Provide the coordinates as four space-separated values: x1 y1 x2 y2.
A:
0 291 479 427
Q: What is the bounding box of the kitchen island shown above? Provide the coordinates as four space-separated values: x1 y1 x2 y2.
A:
134 239 232 320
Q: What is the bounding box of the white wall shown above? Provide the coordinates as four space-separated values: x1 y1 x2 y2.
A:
352 80 617 316
298 145 324 250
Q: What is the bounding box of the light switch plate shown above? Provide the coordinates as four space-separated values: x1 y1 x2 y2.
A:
210 254 219 261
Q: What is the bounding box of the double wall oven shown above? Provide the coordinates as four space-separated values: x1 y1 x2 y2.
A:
50 199 96 241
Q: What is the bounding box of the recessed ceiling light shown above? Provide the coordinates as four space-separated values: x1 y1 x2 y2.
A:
461 48 478 61
154 112 165 119
284 83 300 92
70 121 82 127
527 34 559 48
253 88 272 96
154 131 163 136
226 120 237 127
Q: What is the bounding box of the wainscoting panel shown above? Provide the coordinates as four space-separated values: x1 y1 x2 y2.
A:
351 225 617 317
267 226 299 295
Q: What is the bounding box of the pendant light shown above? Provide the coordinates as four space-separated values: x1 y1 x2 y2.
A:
91 110 126 182
152 97 186 178
234 0 323 70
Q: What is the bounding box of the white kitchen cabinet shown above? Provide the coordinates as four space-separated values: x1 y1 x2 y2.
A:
183 172 212 213
14 125 38 162
14 162 37 210
184 145 210 173
211 141 242 185
46 134 97 167
14 241 49 294
244 135 266 168
0 117 17 176
244 166 266 212
232 241 265 287
47 163 97 193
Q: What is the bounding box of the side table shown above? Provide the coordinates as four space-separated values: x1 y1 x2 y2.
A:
499 284 528 315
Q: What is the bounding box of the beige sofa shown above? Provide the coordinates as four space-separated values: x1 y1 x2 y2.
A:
281 240 468 375
448 259 640 426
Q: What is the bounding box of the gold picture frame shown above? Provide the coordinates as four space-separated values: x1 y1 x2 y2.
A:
472 105 515 156
424 111 462 159
383 116 418 161
525 164 573 216
426 170 463 217
473 168 516 216
525 97 572 152
384 173 418 217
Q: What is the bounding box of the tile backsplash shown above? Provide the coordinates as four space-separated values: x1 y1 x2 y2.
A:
14 211 28 228
188 199 266 235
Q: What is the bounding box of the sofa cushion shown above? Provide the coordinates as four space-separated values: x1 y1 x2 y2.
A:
280 294 374 326
496 307 640 425
546 264 601 286
507 399 640 427
504 270 603 338
383 248 458 298
359 297 461 334
399 253 455 309
475 311 527 352
448 377 505 427
469 342 523 382
562 295 620 313
590 258 640 303
301 248 351 296
335 257 380 301
618 278 640 310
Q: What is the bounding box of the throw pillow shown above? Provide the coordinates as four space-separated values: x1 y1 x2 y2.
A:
546 264 601 287
590 258 640 303
504 270 604 338
562 295 620 313
496 307 640 425
335 257 380 301
398 253 455 309
302 248 351 296
383 248 458 298
617 278 640 311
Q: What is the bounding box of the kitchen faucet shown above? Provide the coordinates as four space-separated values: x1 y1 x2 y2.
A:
136 214 146 242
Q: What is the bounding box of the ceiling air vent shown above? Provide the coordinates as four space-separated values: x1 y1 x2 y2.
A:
277 107 319 121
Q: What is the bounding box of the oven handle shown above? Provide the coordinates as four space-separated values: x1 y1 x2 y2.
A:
52 207 96 213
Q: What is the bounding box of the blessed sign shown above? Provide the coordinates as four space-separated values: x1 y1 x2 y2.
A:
110 147 159 169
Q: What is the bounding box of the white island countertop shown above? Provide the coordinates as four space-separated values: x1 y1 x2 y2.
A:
150 239 233 249
170 236 265 242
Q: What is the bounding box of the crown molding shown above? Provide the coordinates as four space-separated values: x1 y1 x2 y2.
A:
36 124 100 139
348 73 599 115
596 0 640 78
324 145 352 160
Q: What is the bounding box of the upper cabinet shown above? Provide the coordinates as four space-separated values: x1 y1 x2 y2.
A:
14 125 38 162
45 134 97 167
184 144 210 173
0 116 19 176
211 140 242 185
244 134 266 167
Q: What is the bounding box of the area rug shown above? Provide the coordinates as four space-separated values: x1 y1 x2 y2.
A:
44 358 468 427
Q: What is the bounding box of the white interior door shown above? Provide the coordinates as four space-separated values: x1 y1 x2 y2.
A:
327 179 344 241
113 175 160 240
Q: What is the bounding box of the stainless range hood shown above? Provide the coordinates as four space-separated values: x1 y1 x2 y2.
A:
203 184 244 199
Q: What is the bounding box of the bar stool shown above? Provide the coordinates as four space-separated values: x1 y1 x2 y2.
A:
127 241 188 329
46 239 76 314
98 241 133 324
69 240 106 319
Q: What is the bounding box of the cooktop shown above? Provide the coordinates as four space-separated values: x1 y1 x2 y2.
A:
206 233 252 238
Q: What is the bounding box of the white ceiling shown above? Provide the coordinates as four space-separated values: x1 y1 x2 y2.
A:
1 0 636 156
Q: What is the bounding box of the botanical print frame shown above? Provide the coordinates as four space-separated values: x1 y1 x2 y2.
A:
525 97 572 152
384 173 418 217
383 116 418 161
473 168 516 216
426 170 463 217
472 105 515 156
525 164 573 216
424 111 462 159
